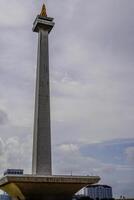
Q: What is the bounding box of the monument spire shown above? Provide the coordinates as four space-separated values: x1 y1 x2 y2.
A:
40 4 47 17
32 5 54 175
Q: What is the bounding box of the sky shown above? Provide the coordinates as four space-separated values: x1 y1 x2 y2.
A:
0 0 134 198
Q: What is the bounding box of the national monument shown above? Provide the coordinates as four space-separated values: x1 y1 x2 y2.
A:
0 4 100 200
32 4 53 176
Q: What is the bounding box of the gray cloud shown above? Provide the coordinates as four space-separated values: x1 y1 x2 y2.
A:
0 138 4 156
0 110 8 125
125 147 134 164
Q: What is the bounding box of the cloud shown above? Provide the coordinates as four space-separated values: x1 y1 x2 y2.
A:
49 1 134 142
0 110 8 125
0 0 134 144
58 143 79 153
53 142 101 176
125 147 134 164
0 138 4 156
52 139 134 197
0 135 32 175
0 1 31 27
80 138 134 165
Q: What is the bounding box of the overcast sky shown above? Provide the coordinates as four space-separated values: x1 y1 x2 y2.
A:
0 0 134 198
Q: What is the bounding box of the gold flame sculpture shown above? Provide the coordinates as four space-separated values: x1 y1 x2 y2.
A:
40 4 47 17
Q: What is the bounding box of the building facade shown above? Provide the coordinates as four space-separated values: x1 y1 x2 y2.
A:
0 193 11 200
84 185 113 199
4 169 24 176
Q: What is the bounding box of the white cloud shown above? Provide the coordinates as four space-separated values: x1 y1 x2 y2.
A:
58 143 78 153
0 136 32 175
52 141 134 198
53 142 101 176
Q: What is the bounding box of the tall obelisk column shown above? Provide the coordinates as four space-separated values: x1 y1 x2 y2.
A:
32 4 54 175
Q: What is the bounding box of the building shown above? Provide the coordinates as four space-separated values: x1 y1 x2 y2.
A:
84 185 113 200
0 193 11 200
4 169 24 176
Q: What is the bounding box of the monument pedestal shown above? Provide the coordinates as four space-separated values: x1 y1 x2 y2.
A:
0 175 100 200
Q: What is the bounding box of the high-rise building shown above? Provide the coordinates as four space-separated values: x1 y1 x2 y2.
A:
4 169 24 176
0 193 11 200
84 185 113 200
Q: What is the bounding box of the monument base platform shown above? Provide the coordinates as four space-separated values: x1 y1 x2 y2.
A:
0 175 100 200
